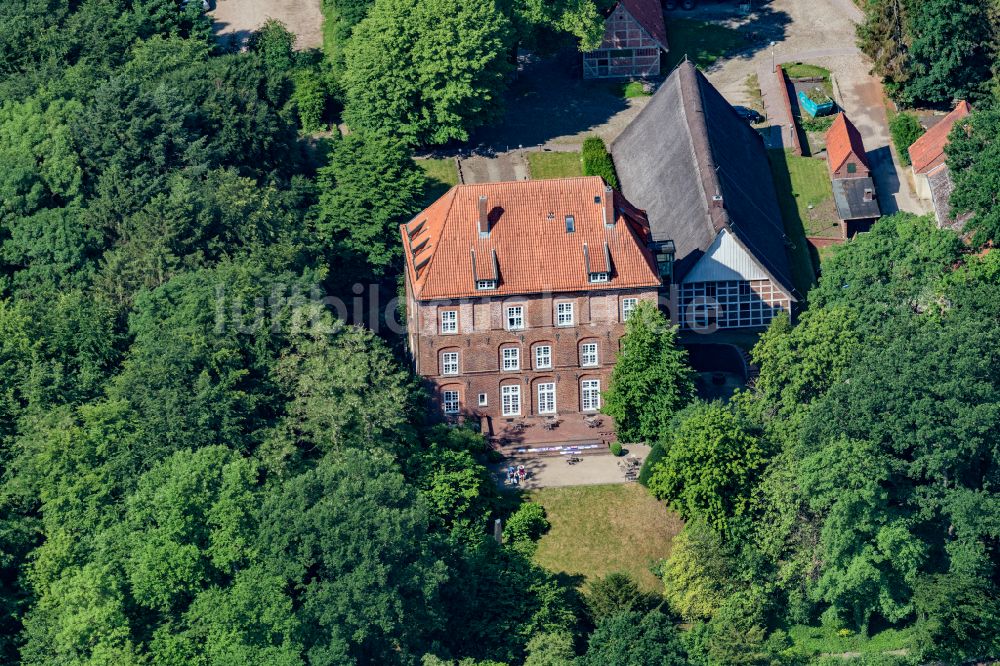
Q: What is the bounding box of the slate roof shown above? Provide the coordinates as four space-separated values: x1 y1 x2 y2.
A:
832 177 881 221
826 113 870 174
619 0 669 51
928 166 973 231
401 177 662 301
908 101 972 174
610 60 798 299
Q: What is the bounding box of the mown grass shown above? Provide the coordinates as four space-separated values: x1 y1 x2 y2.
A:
621 81 652 98
665 19 747 71
783 62 831 80
530 483 682 593
415 157 459 202
527 151 583 179
787 624 916 658
767 149 827 291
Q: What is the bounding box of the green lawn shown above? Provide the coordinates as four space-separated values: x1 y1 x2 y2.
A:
665 19 747 71
768 149 834 292
415 157 459 202
530 484 682 592
528 151 583 179
621 81 652 98
788 624 915 659
782 62 831 80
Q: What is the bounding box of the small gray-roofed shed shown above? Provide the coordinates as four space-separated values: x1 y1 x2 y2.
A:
832 177 881 221
610 61 798 300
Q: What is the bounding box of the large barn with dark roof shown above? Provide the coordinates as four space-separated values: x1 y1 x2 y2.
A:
611 61 799 331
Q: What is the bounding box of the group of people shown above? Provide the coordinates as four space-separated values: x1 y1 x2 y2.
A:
505 465 528 485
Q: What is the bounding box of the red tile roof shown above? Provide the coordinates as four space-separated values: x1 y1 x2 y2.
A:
826 113 869 175
908 101 972 174
401 177 662 301
620 0 669 50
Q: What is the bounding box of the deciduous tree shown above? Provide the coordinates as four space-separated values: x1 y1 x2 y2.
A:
602 302 695 444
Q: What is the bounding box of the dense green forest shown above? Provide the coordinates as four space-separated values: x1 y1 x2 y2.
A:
1 1 999 665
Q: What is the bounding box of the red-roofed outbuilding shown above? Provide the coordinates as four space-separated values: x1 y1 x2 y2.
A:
908 101 972 175
906 101 973 230
825 113 880 237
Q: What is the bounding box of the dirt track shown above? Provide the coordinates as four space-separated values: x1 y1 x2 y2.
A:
210 0 323 50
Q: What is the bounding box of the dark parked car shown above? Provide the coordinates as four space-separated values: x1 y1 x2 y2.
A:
732 105 764 124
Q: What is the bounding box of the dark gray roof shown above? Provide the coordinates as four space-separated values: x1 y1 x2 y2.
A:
928 166 973 232
611 61 798 299
832 177 881 221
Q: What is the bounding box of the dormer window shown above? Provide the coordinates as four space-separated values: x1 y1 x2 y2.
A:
588 272 610 283
476 279 497 291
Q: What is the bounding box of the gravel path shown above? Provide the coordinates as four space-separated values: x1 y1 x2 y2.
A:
210 0 323 50
459 151 530 184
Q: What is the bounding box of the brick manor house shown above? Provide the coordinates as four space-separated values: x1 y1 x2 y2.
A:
400 177 671 422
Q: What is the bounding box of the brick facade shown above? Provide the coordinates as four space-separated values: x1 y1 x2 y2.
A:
406 286 660 421
829 151 869 180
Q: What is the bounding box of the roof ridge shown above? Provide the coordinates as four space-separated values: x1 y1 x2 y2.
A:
677 63 727 237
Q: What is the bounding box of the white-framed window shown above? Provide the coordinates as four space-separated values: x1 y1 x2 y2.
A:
588 272 610 283
580 342 598 367
622 298 638 322
440 310 457 334
506 305 524 330
476 280 497 291
443 390 460 415
581 379 601 411
556 302 574 326
502 385 521 416
537 382 556 415
535 345 552 369
502 347 520 371
478 393 488 407
441 351 459 375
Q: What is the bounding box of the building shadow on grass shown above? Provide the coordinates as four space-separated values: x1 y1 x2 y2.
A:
767 149 820 292
467 50 633 150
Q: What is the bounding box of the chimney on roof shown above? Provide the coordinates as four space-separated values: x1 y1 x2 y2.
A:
711 194 724 209
477 195 489 235
863 188 874 202
602 186 615 226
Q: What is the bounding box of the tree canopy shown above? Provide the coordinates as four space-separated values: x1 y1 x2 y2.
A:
602 302 695 444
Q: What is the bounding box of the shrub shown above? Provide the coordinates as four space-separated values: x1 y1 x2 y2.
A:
582 137 619 189
889 112 924 166
293 67 328 133
503 502 549 544
638 442 666 486
610 442 623 456
585 572 658 623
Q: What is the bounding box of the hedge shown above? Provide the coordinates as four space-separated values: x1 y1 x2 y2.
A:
889 111 924 167
582 136 619 189
637 442 666 486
